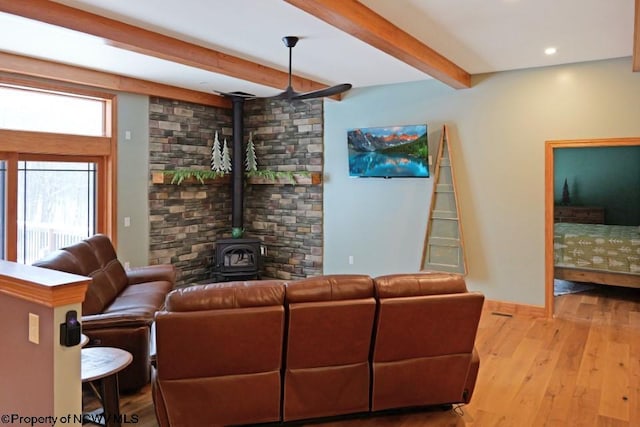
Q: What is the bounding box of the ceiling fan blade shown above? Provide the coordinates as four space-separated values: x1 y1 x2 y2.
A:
292 83 352 100
216 91 257 99
265 86 297 100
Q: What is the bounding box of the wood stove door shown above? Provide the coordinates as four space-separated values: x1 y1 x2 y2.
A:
217 243 260 274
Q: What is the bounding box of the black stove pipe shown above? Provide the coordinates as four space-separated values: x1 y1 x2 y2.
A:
231 96 244 231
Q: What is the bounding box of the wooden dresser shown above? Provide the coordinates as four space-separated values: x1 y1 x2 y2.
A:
554 206 605 223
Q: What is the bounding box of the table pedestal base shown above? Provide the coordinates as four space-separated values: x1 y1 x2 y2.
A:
83 374 121 427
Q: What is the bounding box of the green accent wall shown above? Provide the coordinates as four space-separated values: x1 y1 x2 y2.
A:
554 146 640 225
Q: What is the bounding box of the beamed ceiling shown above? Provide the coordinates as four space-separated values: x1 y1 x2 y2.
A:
0 0 637 107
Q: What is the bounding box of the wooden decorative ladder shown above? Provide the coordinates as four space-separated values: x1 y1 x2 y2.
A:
421 125 467 275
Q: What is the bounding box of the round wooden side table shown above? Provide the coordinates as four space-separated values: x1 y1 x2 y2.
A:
81 347 133 427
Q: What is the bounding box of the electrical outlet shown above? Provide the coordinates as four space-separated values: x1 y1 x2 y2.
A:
28 313 39 344
124 217 131 227
125 130 132 140
124 261 131 270
348 255 354 265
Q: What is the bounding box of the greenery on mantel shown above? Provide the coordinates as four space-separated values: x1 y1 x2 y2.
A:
165 169 226 185
161 169 312 185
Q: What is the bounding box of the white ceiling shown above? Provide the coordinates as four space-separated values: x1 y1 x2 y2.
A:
0 0 635 97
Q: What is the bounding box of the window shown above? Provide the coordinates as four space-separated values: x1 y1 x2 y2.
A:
17 161 97 264
0 85 106 135
0 80 116 263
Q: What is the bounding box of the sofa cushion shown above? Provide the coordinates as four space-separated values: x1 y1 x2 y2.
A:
103 281 173 317
284 274 373 303
371 273 484 411
155 280 285 426
374 273 467 298
33 248 104 313
282 274 375 421
33 234 129 315
165 280 285 312
64 237 128 314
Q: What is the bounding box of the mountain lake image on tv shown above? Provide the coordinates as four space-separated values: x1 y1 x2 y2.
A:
347 124 429 178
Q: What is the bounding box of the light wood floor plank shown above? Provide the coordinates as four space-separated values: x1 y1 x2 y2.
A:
599 341 630 421
534 321 588 426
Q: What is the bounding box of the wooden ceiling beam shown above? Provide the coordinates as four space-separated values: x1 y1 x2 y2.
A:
634 0 640 71
0 0 335 97
0 52 231 108
284 0 471 89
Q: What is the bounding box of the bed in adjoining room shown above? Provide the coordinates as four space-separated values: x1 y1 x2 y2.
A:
554 222 640 288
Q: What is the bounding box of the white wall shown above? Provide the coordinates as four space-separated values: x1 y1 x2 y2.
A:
116 93 150 268
324 58 640 306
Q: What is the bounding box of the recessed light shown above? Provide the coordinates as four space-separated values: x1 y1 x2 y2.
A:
545 47 557 55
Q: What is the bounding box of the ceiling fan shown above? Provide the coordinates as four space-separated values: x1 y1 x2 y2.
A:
220 36 352 101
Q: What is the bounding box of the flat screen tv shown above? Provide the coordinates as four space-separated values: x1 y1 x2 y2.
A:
347 124 429 178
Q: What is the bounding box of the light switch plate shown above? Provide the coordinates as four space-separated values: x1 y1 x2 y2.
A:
28 313 39 344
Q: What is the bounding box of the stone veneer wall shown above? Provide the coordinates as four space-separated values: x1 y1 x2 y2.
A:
147 97 323 284
148 97 232 285
243 98 323 280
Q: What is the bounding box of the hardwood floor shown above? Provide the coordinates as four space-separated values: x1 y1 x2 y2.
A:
107 284 640 426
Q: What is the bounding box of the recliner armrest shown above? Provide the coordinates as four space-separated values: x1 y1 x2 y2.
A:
126 264 176 286
81 312 154 330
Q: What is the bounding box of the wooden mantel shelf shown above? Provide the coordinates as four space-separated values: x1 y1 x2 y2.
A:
151 172 229 185
151 171 322 185
247 173 322 185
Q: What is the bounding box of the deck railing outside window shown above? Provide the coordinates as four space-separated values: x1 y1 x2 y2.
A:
18 222 90 265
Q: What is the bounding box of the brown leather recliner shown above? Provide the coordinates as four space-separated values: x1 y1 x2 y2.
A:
371 273 484 411
151 273 484 425
32 234 175 392
152 280 286 427
282 274 376 421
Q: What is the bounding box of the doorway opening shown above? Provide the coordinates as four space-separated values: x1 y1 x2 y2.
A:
544 137 640 317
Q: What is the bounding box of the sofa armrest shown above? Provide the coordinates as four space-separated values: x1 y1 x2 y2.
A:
126 264 176 286
82 312 154 330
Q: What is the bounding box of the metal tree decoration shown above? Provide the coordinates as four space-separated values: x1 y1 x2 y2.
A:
221 138 232 173
211 131 223 172
245 132 257 172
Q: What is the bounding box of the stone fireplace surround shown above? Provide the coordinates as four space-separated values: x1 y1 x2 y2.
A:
148 97 323 286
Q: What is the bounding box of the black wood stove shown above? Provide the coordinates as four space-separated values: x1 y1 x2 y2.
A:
213 238 263 281
212 95 263 282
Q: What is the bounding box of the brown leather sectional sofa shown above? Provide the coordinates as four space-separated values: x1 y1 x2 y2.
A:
152 273 484 426
33 234 176 391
